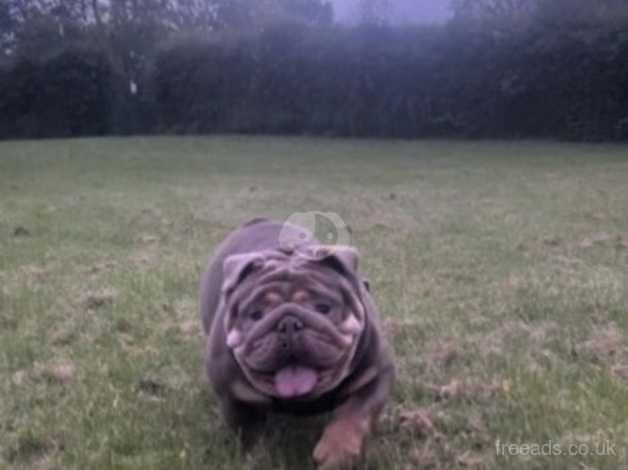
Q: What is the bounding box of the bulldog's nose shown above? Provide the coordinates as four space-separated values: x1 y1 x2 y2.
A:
277 315 304 335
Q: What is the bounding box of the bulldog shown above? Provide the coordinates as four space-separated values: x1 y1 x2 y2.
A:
200 218 394 469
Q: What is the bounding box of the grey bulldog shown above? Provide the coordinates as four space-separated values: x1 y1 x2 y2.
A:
200 218 395 469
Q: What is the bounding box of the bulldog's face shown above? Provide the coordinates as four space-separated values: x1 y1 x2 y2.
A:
220 247 365 400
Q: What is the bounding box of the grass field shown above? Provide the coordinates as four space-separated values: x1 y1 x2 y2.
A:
1 136 628 470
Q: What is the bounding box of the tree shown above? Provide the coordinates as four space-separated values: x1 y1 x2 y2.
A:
212 0 333 30
450 0 628 28
359 0 391 25
450 0 538 29
534 0 628 26
0 1 15 61
1 0 89 59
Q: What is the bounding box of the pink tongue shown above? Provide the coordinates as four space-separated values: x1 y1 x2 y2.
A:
274 366 318 398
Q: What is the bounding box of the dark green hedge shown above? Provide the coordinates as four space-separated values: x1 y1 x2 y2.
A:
150 25 628 141
2 24 628 141
0 48 122 139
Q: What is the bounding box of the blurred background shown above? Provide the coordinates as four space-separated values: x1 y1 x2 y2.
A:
1 0 628 142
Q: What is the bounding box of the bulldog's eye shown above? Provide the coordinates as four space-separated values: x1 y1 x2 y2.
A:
250 310 263 321
314 304 331 315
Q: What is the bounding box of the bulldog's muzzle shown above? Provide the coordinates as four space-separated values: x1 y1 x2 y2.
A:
277 315 304 351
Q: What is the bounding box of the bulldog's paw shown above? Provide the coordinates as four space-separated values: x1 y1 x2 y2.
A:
313 418 366 469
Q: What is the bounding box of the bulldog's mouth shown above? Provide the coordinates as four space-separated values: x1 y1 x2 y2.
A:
274 365 318 398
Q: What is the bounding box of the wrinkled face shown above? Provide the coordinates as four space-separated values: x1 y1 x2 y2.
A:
221 248 365 400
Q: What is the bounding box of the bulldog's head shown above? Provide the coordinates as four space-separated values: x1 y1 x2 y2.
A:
220 246 366 400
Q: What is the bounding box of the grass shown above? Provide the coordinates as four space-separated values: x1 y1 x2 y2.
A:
1 136 628 470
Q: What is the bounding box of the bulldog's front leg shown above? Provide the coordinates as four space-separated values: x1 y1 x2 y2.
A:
313 411 371 469
220 396 267 450
313 368 393 469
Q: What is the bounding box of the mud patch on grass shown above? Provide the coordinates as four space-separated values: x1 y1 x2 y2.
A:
129 245 160 269
424 339 462 370
576 324 628 383
5 430 62 467
82 259 118 276
472 320 559 359
577 324 626 363
399 404 495 470
18 264 49 282
420 378 510 403
32 359 77 385
82 287 119 310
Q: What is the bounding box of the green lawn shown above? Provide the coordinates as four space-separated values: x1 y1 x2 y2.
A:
1 136 628 470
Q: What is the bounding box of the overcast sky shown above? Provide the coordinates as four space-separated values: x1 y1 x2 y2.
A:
331 0 453 24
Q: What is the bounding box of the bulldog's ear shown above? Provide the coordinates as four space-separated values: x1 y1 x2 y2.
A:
315 245 359 276
222 252 265 294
